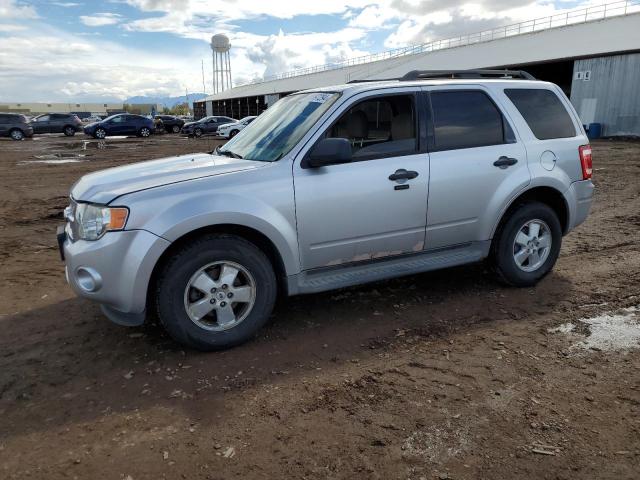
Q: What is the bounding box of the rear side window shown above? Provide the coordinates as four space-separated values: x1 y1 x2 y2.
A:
430 91 508 151
505 89 576 140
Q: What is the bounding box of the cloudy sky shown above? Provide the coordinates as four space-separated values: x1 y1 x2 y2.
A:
0 0 602 102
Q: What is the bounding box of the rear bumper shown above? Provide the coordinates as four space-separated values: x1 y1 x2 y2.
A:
566 179 595 232
60 228 171 323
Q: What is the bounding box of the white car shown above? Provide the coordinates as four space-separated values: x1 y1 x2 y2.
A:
217 116 256 139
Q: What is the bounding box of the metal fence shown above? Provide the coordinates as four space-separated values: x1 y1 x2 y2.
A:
240 0 640 86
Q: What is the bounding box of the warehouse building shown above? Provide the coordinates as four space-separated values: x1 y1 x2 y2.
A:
0 102 163 118
196 2 640 137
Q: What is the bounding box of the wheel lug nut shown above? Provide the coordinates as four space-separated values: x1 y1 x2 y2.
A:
209 299 216 304
220 301 227 307
210 288 216 293
227 292 233 298
222 284 228 290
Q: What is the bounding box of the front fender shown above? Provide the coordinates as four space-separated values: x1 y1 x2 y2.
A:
121 186 300 276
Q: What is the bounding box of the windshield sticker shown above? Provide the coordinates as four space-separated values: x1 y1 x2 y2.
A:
309 93 333 104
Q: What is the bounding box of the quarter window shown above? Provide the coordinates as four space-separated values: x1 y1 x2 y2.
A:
505 88 576 140
430 90 508 151
326 94 417 160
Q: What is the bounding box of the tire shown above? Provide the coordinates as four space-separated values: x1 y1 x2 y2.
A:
155 234 277 351
229 129 239 138
139 127 151 137
194 128 203 138
172 125 180 133
491 202 562 287
94 128 107 139
9 129 24 141
63 126 76 137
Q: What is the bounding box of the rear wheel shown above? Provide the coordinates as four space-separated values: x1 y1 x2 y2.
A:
63 126 76 137
492 202 562 287
156 234 277 351
172 125 181 133
94 128 107 139
139 127 151 137
9 129 24 140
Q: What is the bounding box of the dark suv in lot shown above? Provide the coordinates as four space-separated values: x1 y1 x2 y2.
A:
181 116 236 137
31 113 83 136
0 113 34 140
84 114 155 139
154 115 185 133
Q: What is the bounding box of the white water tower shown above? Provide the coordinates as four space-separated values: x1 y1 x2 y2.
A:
211 34 232 94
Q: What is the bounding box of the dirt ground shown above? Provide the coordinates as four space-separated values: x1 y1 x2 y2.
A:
0 133 639 480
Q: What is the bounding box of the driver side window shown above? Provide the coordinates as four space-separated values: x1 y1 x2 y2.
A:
326 94 417 160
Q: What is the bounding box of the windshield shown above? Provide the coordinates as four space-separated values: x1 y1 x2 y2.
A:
218 92 340 162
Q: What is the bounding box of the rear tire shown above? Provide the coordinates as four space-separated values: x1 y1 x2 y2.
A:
139 127 151 137
491 202 562 287
156 234 277 351
172 125 180 133
63 126 76 137
94 128 106 139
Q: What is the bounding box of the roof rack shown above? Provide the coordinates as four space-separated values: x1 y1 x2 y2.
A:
400 69 536 80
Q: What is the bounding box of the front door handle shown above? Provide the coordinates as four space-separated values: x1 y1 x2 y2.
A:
493 156 518 169
389 169 419 181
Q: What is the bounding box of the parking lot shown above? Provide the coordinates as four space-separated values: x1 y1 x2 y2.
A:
0 134 639 479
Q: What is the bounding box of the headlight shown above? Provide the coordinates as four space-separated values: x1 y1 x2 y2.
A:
74 203 129 241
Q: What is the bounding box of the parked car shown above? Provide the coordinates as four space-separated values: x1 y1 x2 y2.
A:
58 70 594 351
82 116 103 124
154 115 185 133
31 113 83 136
83 114 155 139
181 116 236 137
217 116 257 139
0 113 34 140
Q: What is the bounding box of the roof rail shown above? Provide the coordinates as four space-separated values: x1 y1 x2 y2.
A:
400 69 536 80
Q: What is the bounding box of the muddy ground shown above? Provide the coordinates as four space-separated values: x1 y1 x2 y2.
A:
0 134 639 480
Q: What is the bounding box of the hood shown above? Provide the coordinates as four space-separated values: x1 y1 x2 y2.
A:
182 121 199 128
84 122 99 129
218 122 239 129
71 153 265 204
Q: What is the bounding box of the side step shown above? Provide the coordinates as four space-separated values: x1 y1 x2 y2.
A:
289 241 490 295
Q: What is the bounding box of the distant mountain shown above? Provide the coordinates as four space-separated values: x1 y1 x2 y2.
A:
124 93 208 109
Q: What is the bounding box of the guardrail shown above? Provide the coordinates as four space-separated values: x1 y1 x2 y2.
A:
239 0 640 86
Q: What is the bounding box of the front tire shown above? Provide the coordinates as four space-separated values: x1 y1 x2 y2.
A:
492 202 562 287
229 129 239 138
156 234 277 351
194 128 203 138
9 129 24 140
172 125 180 133
139 127 151 137
94 128 107 139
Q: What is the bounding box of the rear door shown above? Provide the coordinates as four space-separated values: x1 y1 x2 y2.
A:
0 115 8 136
423 86 529 249
32 115 51 134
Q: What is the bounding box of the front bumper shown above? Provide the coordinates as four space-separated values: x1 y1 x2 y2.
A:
59 227 171 325
566 179 595 232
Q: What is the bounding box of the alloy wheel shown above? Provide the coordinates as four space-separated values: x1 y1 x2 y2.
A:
512 219 552 272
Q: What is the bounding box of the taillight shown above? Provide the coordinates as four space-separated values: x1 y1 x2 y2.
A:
579 145 592 180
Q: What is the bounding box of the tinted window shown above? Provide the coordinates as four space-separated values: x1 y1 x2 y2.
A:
0 114 9 123
327 94 416 160
430 91 506 151
505 89 576 140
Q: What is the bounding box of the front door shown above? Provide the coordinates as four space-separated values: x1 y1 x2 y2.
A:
293 91 429 270
32 115 51 134
423 86 529 249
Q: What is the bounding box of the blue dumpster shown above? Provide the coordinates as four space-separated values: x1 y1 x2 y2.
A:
587 123 602 140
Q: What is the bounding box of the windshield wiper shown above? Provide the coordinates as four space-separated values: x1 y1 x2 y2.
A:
216 148 243 159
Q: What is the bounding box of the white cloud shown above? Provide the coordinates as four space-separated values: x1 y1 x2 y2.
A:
79 12 122 26
0 0 37 19
51 2 82 7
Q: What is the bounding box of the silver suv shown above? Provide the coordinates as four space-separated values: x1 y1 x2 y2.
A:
58 70 594 350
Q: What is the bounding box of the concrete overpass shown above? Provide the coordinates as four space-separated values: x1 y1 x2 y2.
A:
196 1 640 135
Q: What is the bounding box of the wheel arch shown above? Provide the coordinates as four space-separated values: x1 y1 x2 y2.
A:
147 223 290 314
492 186 570 243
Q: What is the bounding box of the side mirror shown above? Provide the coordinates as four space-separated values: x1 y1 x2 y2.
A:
306 138 352 168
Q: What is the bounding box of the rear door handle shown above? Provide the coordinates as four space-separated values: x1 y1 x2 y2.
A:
389 169 419 181
493 156 518 169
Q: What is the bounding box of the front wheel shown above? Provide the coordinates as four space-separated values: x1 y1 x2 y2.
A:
491 202 562 287
9 129 24 140
139 127 151 137
172 125 181 133
194 128 203 138
94 128 107 139
155 234 277 351
229 129 239 138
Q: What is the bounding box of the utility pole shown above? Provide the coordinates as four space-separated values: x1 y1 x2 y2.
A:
201 59 206 94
